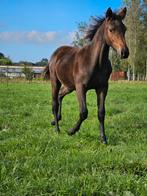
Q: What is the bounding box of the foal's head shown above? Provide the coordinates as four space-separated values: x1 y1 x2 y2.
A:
85 7 129 59
104 7 129 59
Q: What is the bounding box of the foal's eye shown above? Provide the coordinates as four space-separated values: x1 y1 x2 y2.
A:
109 28 114 32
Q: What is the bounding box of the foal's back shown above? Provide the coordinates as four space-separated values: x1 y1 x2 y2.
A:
49 46 79 89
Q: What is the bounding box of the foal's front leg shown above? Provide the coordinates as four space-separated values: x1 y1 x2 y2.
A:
96 85 108 144
68 85 88 135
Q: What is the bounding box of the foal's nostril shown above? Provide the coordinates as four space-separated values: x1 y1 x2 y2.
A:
126 47 129 57
121 49 124 58
121 47 129 59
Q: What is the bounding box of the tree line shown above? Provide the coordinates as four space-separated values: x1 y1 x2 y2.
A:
0 52 48 67
0 53 12 65
72 0 147 80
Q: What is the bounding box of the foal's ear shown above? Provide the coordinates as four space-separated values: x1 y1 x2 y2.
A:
117 7 127 20
106 7 113 19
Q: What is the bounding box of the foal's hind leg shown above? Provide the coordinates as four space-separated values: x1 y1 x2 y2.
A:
68 84 88 135
51 86 73 125
51 78 61 132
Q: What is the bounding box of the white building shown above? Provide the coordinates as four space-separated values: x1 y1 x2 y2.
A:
0 65 44 78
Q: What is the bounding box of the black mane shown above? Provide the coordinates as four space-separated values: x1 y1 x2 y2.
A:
85 16 105 41
85 12 119 41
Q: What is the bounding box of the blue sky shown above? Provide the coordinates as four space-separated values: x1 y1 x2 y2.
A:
0 0 122 62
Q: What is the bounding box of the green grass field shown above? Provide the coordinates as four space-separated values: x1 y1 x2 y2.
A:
0 81 147 195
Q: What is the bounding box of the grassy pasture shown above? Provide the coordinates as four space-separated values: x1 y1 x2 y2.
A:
0 81 147 195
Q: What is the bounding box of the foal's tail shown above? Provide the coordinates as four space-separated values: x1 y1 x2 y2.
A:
43 63 50 80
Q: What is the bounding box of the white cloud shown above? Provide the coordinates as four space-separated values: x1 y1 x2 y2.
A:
26 31 57 43
0 31 62 44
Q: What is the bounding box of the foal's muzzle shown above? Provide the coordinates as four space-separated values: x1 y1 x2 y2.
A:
120 47 129 59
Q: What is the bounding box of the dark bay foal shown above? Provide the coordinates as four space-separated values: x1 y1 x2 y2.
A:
44 7 129 144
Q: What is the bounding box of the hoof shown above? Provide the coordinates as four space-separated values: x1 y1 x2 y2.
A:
51 117 61 126
102 140 107 145
100 138 107 145
67 128 76 136
51 120 55 126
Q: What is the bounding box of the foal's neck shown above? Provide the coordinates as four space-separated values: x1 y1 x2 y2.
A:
91 21 109 66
